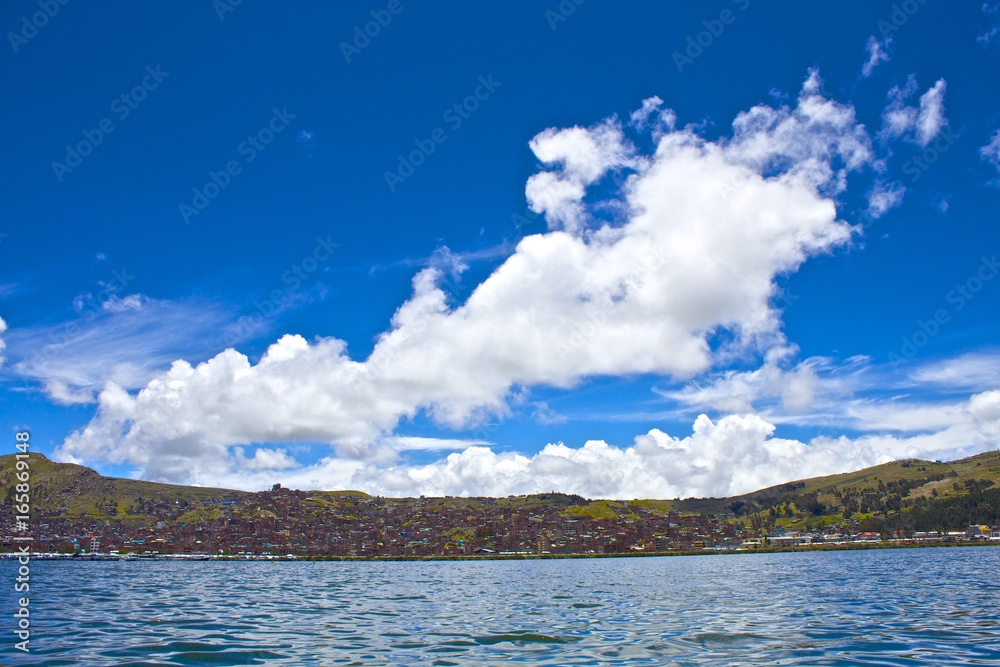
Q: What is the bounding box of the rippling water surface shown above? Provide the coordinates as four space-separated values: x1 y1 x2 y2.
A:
2 547 998 665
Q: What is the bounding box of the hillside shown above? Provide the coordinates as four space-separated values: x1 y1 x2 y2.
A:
1 450 998 526
676 451 1000 534
0 453 248 519
668 450 1000 515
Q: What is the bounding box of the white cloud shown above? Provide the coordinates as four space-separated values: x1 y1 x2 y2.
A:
661 349 866 420
7 296 233 405
349 406 997 499
879 76 948 147
843 398 970 433
862 36 891 77
629 95 677 140
0 316 7 367
61 70 892 489
723 69 873 196
880 76 920 141
525 120 635 232
101 294 149 313
234 447 300 471
61 351 1000 497
660 350 1000 440
980 128 1000 178
532 401 567 425
969 391 1000 442
980 1 1000 44
915 79 947 146
385 436 491 451
866 179 906 218
910 351 1000 391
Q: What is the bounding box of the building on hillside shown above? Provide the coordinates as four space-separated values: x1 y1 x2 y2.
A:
966 525 990 538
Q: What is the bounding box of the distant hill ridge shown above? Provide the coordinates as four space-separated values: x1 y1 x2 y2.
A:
1 450 998 519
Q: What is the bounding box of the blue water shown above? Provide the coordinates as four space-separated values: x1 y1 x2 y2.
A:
2 547 998 665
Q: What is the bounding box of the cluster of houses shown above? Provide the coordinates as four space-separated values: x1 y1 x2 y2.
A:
2 483 997 559
754 524 1000 548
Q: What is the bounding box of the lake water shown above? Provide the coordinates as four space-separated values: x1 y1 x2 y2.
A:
2 547 998 665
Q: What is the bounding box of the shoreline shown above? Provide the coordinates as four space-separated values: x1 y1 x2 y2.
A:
5 540 997 562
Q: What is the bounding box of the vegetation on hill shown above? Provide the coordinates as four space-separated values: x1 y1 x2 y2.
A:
858 481 1000 536
2 450 998 534
0 453 248 520
700 452 1000 533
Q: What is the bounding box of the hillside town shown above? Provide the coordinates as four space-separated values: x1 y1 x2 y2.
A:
3 482 998 560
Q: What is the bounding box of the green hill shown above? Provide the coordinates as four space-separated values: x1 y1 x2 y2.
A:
2 450 998 527
666 450 1000 533
678 450 1000 514
0 453 248 519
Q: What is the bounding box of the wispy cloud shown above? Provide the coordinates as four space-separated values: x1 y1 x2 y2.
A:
861 35 891 77
908 350 1000 391
6 295 234 404
980 128 1000 181
0 316 7 368
879 76 949 147
980 1 1000 44
658 348 1000 440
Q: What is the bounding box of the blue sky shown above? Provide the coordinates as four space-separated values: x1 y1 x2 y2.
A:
2 0 1000 498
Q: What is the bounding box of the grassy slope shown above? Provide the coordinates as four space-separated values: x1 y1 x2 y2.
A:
0 452 248 519
667 451 1000 521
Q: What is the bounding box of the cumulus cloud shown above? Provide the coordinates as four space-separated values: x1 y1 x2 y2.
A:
879 76 948 147
861 36 891 77
969 390 1000 430
347 401 997 499
234 447 300 471
88 396 996 499
525 121 636 232
62 353 1000 498
60 69 893 490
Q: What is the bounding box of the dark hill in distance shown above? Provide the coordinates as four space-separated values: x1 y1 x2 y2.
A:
1 450 998 522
